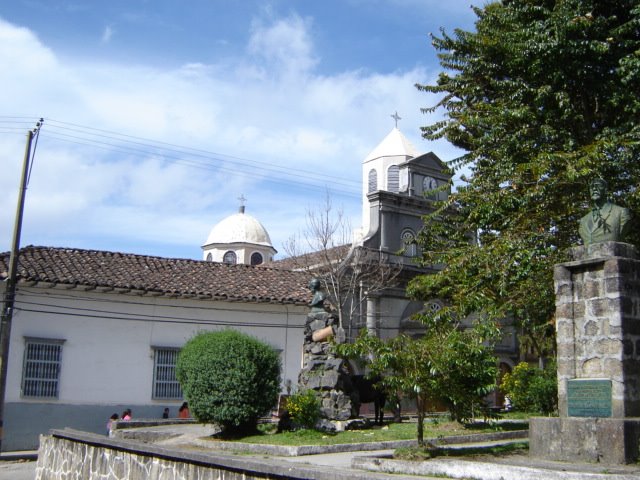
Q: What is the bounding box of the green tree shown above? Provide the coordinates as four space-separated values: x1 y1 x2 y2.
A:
176 329 281 435
411 0 640 359
336 319 497 445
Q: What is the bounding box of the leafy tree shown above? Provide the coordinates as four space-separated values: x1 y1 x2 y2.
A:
336 318 497 445
411 0 640 360
176 329 281 435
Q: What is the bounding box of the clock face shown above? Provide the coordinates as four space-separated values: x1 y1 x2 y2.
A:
423 176 437 191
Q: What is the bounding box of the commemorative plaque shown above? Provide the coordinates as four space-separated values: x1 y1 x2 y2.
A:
567 379 612 418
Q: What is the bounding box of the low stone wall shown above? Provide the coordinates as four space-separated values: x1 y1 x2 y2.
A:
529 417 640 464
35 428 386 480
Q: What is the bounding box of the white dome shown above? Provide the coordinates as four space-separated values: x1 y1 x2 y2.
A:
203 210 273 247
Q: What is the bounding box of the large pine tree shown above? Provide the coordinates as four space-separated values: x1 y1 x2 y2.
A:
410 0 640 358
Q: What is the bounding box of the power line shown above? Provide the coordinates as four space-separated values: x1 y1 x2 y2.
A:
46 118 360 187
15 288 409 324
17 289 306 317
39 129 361 199
14 305 306 329
1 116 362 198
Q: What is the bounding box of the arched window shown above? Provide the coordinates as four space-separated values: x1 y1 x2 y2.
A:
206 253 212 262
368 169 378 193
387 165 399 192
222 251 237 265
250 252 263 266
401 229 417 257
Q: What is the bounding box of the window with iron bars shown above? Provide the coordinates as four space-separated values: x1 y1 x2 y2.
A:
22 337 65 398
152 347 183 399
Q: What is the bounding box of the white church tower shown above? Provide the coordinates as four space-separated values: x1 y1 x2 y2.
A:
201 199 277 265
361 117 421 237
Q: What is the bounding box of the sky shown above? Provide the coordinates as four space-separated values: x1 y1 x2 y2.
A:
0 0 477 261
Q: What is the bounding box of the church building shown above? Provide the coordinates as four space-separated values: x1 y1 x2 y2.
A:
356 126 453 339
355 123 519 407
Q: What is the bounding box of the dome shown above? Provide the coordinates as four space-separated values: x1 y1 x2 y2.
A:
203 209 274 248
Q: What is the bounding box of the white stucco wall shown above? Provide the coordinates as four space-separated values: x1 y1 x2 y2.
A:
0 283 308 451
6 286 306 405
1 284 306 449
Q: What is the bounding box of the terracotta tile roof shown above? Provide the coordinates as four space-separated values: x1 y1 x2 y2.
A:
0 246 312 305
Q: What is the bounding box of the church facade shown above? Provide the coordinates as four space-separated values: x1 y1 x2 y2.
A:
353 127 519 405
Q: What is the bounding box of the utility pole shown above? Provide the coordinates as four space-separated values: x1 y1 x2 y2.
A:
0 119 43 452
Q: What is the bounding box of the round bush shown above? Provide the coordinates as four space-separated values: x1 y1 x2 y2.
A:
176 329 281 433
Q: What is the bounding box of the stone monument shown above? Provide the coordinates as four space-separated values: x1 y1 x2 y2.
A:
530 181 640 464
297 279 357 425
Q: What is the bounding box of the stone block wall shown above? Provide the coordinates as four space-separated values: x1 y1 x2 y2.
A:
554 242 640 418
36 429 373 480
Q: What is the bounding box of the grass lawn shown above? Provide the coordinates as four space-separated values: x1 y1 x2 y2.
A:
395 441 530 460
223 418 528 447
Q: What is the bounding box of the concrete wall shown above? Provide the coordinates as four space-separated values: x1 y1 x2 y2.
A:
5 285 306 450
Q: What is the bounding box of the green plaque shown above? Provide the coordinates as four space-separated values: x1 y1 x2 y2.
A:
567 379 612 418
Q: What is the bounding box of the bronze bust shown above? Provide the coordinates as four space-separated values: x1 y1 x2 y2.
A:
579 178 631 246
308 278 327 312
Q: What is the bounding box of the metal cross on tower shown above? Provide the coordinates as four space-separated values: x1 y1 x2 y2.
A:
391 111 401 128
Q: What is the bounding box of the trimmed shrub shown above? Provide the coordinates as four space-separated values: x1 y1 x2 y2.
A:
501 361 557 414
286 389 320 429
176 329 281 434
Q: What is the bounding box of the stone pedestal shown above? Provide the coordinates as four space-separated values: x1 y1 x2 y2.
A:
297 311 357 421
530 242 640 463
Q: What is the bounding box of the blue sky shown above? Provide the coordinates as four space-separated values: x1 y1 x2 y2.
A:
0 1 477 260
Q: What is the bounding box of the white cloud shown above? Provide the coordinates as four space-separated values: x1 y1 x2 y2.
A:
0 13 450 259
247 14 318 77
0 18 57 76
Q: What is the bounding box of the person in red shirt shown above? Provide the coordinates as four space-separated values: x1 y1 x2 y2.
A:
178 402 190 418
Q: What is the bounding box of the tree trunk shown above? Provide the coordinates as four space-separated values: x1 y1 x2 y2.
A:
416 394 425 446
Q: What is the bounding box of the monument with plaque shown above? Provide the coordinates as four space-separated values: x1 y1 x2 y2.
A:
529 180 640 463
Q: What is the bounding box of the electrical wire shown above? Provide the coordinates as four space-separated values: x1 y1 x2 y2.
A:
1 116 362 199
14 288 407 325
14 305 306 329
